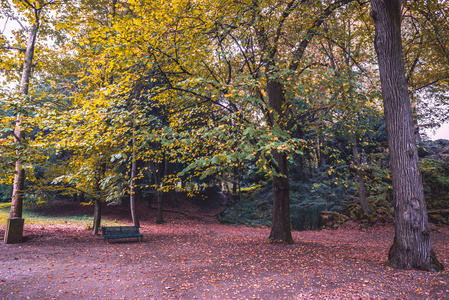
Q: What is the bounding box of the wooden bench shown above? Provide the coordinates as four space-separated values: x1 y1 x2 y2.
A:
101 226 143 242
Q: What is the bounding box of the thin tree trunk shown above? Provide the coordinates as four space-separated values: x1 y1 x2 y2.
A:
156 190 164 224
413 118 422 142
10 25 39 218
370 0 443 271
232 166 239 203
350 135 371 215
9 156 25 219
5 20 39 244
318 135 326 168
165 161 177 207
130 121 139 227
153 162 165 224
92 162 105 235
93 199 102 235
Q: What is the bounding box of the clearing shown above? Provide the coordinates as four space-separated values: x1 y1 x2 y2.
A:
0 201 448 299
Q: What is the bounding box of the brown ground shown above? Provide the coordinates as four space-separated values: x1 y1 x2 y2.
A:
1 201 448 300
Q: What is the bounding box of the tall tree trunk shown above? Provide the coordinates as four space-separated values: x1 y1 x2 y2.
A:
267 80 293 244
413 118 422 142
93 199 102 235
164 161 177 207
269 151 292 243
232 166 239 203
153 162 165 224
92 162 105 235
9 156 25 219
130 123 140 227
156 190 164 224
350 135 371 215
318 135 326 168
5 21 39 244
370 0 443 271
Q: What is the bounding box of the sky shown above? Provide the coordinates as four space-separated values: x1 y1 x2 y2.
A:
424 122 449 140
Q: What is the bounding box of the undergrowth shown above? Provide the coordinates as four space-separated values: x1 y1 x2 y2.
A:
218 177 355 231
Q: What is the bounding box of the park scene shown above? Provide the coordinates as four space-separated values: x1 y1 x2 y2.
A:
1 0 449 299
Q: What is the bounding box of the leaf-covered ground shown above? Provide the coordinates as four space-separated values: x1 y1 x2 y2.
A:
0 201 448 299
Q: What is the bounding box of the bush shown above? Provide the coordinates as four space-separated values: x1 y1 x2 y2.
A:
218 178 355 231
0 184 12 203
420 149 449 224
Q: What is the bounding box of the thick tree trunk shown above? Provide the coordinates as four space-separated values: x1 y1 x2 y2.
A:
268 151 293 243
350 135 371 215
267 80 293 244
370 0 443 271
93 199 102 235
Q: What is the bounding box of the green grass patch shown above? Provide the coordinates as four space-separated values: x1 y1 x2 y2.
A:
0 203 125 228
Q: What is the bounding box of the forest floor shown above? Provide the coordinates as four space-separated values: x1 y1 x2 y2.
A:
0 200 448 300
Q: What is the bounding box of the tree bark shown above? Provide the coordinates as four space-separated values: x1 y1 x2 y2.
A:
268 150 292 243
5 19 39 244
10 24 39 219
153 162 165 224
9 156 25 219
156 190 164 224
350 135 371 215
370 0 443 271
92 162 104 235
130 123 140 227
93 199 102 235
232 166 239 203
267 80 293 244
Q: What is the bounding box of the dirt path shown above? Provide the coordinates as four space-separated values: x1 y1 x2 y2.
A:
1 203 448 299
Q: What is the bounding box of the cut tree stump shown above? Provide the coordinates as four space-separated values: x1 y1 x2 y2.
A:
4 218 24 244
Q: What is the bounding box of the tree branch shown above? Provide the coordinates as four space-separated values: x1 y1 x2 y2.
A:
290 0 356 71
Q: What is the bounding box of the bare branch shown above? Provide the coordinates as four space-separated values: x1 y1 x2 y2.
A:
2 11 27 31
1 16 9 34
290 0 356 71
0 46 26 52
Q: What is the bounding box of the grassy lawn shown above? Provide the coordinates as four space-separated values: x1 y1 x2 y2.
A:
0 202 124 227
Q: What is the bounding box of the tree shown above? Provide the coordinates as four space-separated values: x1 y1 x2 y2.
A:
129 113 140 227
1 0 56 244
370 0 443 271
129 0 359 243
